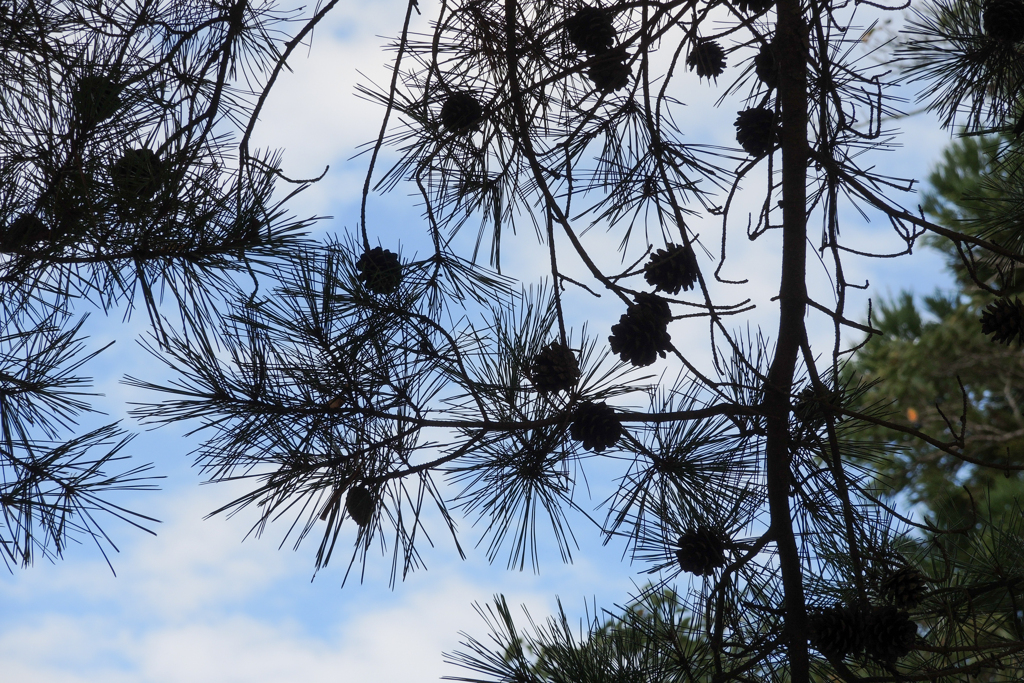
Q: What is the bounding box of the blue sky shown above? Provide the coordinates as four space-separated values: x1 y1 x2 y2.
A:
0 2 962 681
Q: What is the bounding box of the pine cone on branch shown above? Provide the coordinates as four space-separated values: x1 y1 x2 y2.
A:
809 604 867 660
440 92 484 133
569 401 621 452
110 148 163 200
565 6 616 55
687 40 726 80
356 246 402 295
643 243 699 294
980 297 1024 345
734 107 777 157
346 485 375 527
675 529 727 576
754 40 778 90
880 566 928 609
864 606 918 663
529 342 581 393
1 213 49 252
609 294 672 367
984 0 1024 42
587 46 631 92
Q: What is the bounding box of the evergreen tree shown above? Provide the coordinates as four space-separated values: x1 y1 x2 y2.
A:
5 1 1024 682
852 132 1024 523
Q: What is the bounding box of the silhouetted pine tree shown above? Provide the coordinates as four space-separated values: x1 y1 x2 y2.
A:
6 0 1024 681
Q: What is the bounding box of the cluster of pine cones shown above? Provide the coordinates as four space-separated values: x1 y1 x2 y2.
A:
809 566 926 663
565 7 631 92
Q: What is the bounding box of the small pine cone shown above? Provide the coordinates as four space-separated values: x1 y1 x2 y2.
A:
864 606 917 663
881 567 928 609
675 529 727 576
440 92 484 133
587 46 631 92
609 296 672 367
980 297 1024 345
356 246 402 294
1 213 49 251
809 604 867 660
110 148 163 199
687 41 726 80
530 341 581 393
566 6 616 55
735 107 777 157
569 401 621 452
73 74 121 124
984 0 1024 42
346 485 375 527
793 384 843 431
644 243 699 294
754 41 778 89
738 0 773 14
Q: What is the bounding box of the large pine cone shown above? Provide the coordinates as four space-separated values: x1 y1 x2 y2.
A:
1 213 49 252
73 74 121 125
346 485 375 527
644 243 699 294
754 40 778 90
864 606 917 663
110 148 163 199
587 46 632 92
980 297 1024 345
530 341 581 393
566 6 616 55
687 41 726 80
440 92 484 133
675 529 727 576
880 566 928 609
356 246 402 294
809 604 867 660
984 0 1024 42
609 295 672 367
569 401 621 452
734 107 777 157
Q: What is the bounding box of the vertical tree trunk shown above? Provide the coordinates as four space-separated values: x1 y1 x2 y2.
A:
766 0 810 681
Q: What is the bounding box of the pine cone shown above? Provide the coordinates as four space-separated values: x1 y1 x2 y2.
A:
735 107 777 157
566 6 616 55
569 401 621 452
754 41 778 90
687 40 726 80
609 295 672 367
530 341 581 393
738 0 773 14
632 291 672 324
984 0 1024 42
440 92 484 133
980 297 1024 345
346 485 375 527
73 74 121 125
644 243 699 294
881 567 928 609
793 383 843 431
809 604 867 660
356 246 402 295
587 46 631 92
110 148 163 199
864 606 917 663
675 529 727 576
1 212 49 251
